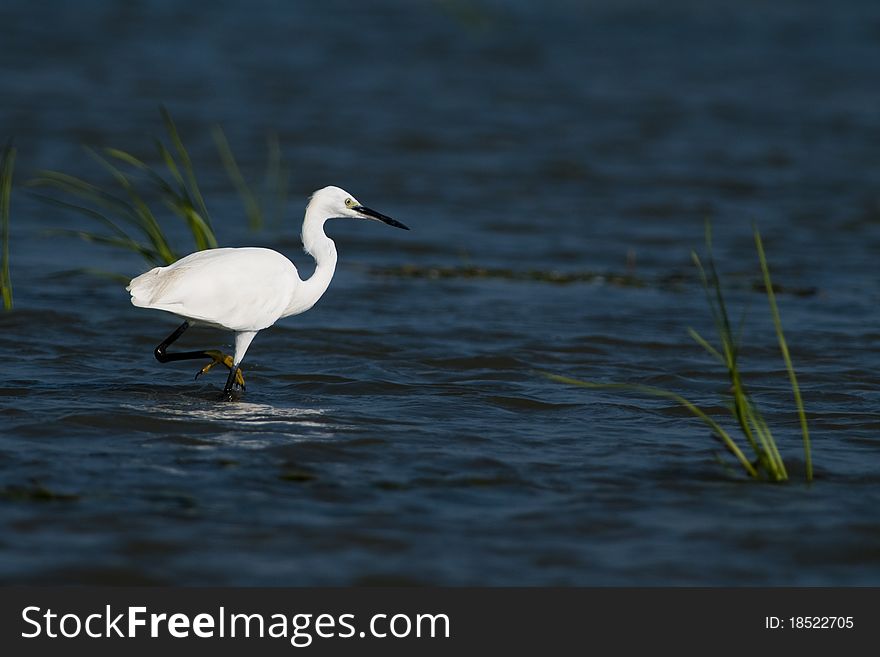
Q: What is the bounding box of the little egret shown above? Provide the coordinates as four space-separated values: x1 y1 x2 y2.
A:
127 185 409 401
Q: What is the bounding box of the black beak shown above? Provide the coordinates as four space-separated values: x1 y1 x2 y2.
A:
354 205 410 230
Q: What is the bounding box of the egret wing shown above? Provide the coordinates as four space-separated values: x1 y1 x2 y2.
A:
128 248 299 331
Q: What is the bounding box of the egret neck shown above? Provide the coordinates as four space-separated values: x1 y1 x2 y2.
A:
284 197 338 318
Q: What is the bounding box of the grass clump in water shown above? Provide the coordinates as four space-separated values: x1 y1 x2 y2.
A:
372 264 647 287
547 223 812 482
0 140 15 310
29 107 288 268
30 107 216 266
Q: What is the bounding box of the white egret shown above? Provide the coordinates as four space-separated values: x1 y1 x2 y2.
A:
127 185 409 401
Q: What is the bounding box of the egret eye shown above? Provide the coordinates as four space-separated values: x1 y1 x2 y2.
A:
344 198 354 208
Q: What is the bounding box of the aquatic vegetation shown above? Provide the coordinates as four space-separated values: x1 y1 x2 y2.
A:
29 107 215 266
756 230 811 480
1 480 79 502
548 224 812 482
371 263 817 296
373 264 646 286
0 141 14 310
29 107 287 267
212 127 288 232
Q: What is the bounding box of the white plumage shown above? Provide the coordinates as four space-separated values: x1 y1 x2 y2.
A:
129 247 301 331
126 185 409 400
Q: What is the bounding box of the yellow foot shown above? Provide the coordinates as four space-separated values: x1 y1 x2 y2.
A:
196 350 246 389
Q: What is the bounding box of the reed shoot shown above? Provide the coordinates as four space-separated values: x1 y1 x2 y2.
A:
547 224 812 482
30 109 288 268
212 127 289 231
29 107 216 266
755 228 811 481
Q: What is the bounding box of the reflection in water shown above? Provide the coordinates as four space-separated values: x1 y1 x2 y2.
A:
122 401 344 446
145 400 328 423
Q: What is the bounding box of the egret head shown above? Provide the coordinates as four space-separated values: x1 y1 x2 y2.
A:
311 186 409 230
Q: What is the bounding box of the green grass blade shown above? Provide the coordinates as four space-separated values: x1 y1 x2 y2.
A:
104 148 150 170
30 108 230 269
543 373 758 478
155 140 187 190
693 249 733 368
738 396 783 480
123 143 217 251
29 174 174 264
47 229 163 264
542 222 809 483
28 170 135 220
730 383 762 456
64 267 134 285
212 125 263 231
746 402 787 480
0 142 15 310
86 148 178 264
755 228 812 481
31 194 140 243
697 223 789 478
160 106 211 228
264 132 288 227
704 248 737 365
185 208 217 250
161 197 218 251
687 327 724 363
158 109 217 250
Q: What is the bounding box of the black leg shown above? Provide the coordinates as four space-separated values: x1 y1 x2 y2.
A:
222 364 242 402
155 321 214 364
155 321 189 362
152 321 245 397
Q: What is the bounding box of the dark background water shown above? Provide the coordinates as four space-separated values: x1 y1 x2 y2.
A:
1 0 879 585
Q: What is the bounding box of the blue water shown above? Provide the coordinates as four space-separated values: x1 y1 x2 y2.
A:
1 0 879 585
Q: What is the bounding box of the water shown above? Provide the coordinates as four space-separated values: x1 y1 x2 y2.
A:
1 0 880 585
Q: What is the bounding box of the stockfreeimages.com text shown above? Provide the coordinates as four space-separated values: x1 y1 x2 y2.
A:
22 605 450 647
